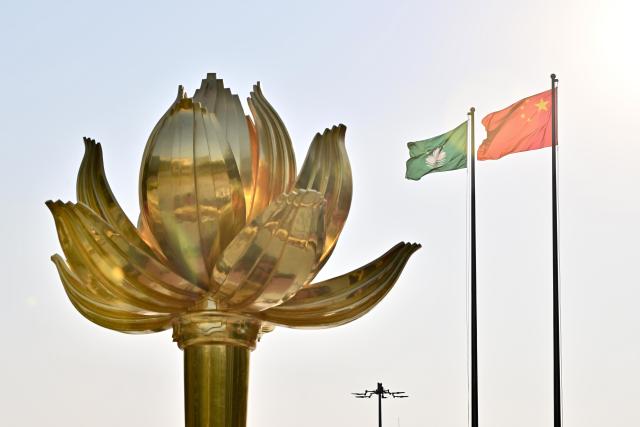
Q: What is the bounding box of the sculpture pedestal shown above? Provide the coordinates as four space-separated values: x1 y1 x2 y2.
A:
174 311 262 427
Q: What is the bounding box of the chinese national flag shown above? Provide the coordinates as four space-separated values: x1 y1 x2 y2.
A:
477 89 553 160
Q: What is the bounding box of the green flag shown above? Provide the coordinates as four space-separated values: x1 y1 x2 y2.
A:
405 121 468 180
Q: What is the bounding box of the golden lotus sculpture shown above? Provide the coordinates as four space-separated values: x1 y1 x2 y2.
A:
47 73 419 427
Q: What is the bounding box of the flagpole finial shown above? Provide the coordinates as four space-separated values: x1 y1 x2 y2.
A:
468 107 475 115
551 73 558 82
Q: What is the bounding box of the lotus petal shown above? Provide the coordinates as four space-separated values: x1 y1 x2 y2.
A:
212 190 326 312
140 88 246 288
193 74 255 214
136 212 165 260
77 137 168 261
261 242 420 328
52 255 173 333
246 83 297 221
296 125 352 268
47 201 204 314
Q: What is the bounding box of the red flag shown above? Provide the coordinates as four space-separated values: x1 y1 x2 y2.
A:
477 89 553 160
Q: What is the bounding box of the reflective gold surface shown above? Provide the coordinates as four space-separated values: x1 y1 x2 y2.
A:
47 73 420 427
262 242 421 328
184 344 250 427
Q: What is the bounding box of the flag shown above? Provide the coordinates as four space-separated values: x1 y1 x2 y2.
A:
405 121 467 180
477 89 553 160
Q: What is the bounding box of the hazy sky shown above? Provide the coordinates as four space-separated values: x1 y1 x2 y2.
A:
2 1 639 426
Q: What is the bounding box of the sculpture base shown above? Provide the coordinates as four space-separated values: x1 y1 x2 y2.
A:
173 311 262 427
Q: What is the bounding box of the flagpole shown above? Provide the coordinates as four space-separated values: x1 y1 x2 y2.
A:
550 73 562 427
468 107 478 427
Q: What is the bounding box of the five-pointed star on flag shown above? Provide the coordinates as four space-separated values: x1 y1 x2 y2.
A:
518 97 551 122
535 98 549 111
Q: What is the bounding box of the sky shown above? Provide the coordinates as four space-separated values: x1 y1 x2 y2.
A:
1 1 639 426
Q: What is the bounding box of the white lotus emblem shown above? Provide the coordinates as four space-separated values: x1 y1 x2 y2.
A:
425 147 447 167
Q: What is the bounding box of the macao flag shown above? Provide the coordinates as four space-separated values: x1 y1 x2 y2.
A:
405 121 468 181
477 89 553 160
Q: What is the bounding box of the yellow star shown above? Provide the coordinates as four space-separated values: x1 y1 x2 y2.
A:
535 98 549 111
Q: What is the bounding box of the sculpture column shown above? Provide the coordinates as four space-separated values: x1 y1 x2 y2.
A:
174 311 262 427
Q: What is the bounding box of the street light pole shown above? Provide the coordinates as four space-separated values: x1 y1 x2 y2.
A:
378 384 382 427
352 382 408 427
